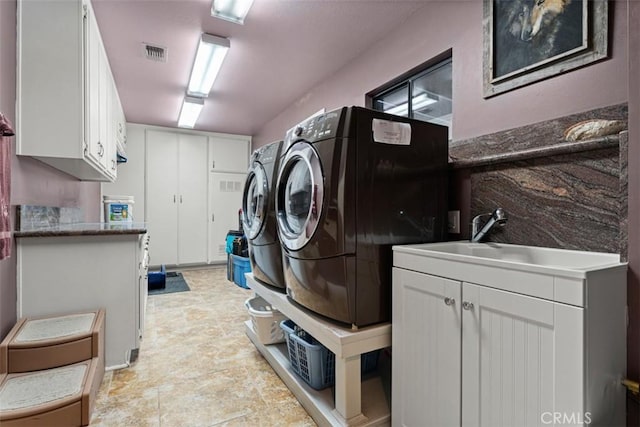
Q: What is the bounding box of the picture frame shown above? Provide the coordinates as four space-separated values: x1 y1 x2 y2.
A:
483 0 608 98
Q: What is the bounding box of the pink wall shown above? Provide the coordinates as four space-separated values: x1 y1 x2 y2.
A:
0 0 101 339
253 1 628 146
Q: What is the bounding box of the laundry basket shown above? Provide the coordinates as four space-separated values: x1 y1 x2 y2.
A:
280 320 381 390
280 319 335 390
245 296 287 344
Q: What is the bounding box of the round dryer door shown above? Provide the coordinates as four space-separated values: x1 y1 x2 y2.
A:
276 142 324 251
242 164 268 240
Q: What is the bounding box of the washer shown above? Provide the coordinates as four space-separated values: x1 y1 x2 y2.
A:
276 106 449 327
242 140 286 289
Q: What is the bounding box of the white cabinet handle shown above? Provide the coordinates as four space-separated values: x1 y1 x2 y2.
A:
98 142 104 157
173 195 176 203
212 214 215 222
444 297 455 306
462 301 474 311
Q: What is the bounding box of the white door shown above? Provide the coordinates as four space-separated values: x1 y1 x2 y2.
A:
461 283 584 427
177 134 209 265
392 268 462 427
209 136 250 173
146 130 178 266
208 172 246 263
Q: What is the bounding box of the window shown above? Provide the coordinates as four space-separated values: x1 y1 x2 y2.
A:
370 56 452 139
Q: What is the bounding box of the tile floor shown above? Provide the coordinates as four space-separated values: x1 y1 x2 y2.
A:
90 267 316 426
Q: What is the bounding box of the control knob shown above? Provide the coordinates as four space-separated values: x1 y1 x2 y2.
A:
294 126 304 137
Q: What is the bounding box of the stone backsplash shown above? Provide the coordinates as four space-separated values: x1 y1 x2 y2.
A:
16 205 84 231
449 104 627 258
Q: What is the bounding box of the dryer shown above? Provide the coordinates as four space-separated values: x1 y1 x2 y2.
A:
276 107 448 327
242 140 286 289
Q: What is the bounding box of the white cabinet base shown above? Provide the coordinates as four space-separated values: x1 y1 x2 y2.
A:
17 233 145 370
246 274 391 427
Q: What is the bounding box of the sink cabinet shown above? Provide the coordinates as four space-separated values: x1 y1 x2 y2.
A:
392 245 627 427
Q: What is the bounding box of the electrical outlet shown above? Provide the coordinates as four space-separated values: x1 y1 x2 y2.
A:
448 210 460 234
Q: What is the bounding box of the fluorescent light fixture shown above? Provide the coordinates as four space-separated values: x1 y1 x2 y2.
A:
211 0 254 24
386 93 438 116
187 34 230 97
178 96 204 128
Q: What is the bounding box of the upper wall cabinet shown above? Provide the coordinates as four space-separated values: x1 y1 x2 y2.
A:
16 0 122 182
209 136 250 173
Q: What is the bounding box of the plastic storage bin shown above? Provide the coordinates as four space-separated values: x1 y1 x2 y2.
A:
245 296 287 344
231 254 251 289
280 320 381 390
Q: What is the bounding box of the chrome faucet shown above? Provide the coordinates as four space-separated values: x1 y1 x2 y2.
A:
471 208 508 243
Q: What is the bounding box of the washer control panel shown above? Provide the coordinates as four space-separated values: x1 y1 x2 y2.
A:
285 108 343 144
253 140 281 164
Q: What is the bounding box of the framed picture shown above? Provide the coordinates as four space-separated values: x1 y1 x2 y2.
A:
483 0 608 98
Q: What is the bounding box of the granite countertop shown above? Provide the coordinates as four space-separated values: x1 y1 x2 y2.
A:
15 222 148 238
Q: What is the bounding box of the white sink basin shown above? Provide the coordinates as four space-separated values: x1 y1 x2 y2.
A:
396 241 622 272
393 241 626 307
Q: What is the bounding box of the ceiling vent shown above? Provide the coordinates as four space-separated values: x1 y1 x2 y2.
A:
142 43 167 63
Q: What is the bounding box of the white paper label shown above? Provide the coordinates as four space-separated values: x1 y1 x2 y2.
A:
372 119 412 145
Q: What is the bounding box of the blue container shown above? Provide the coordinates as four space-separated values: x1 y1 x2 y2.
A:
231 254 251 289
226 230 243 254
148 264 166 290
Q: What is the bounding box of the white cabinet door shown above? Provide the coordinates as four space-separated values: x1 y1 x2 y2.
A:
392 268 462 427
146 131 209 266
208 172 246 262
97 46 110 171
113 87 126 146
146 130 179 266
86 20 114 177
106 69 118 178
461 283 584 427
85 5 102 168
209 136 250 173
177 134 209 265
